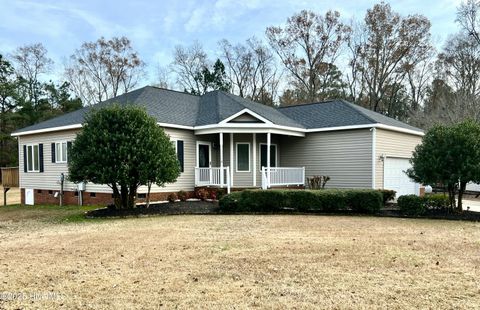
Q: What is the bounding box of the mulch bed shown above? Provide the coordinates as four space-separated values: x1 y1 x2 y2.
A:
377 209 480 221
85 200 220 218
85 201 480 221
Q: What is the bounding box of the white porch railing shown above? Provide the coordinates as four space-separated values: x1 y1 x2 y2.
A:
195 167 231 193
261 167 305 189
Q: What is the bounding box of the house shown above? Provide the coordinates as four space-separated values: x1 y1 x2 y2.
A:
12 86 424 205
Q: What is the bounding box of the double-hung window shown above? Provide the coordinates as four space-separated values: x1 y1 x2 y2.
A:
55 142 68 163
26 144 40 172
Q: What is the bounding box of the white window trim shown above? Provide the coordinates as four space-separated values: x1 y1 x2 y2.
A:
54 141 68 163
236 142 251 172
259 143 278 171
170 138 178 154
26 144 40 172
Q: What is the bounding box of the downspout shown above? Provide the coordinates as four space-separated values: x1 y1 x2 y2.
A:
371 127 376 189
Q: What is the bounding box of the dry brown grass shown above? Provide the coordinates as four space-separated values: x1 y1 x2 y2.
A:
0 207 479 309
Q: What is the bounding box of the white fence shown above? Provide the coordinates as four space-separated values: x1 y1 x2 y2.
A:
195 167 230 193
261 167 305 189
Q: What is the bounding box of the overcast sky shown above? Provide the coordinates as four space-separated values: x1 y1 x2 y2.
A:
0 0 464 84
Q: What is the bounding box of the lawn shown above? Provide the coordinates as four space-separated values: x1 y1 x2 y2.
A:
0 205 479 309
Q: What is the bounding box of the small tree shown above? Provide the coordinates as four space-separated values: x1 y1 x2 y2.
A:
407 120 480 211
68 105 180 209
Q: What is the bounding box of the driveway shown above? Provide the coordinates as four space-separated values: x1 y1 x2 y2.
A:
463 199 480 212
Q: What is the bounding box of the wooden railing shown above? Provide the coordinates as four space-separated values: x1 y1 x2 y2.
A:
195 167 231 193
261 167 305 189
1 167 19 187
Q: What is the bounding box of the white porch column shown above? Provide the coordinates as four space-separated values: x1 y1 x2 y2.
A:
253 133 257 187
220 132 224 187
230 133 234 187
267 132 271 188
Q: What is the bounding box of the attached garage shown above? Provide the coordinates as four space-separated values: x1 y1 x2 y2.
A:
383 157 419 196
375 128 423 196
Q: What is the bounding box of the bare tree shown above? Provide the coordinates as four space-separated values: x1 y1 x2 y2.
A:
352 3 432 116
11 43 53 107
437 33 480 97
266 10 351 103
219 39 253 98
219 37 280 104
457 0 480 44
171 42 208 94
153 64 172 89
64 36 145 105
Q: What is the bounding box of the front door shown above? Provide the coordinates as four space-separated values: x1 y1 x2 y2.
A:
197 142 211 184
198 143 211 168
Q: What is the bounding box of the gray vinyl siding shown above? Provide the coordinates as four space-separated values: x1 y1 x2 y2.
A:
280 129 373 189
375 129 422 189
232 133 253 187
19 127 197 194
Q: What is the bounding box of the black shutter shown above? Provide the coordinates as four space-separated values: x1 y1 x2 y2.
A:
67 141 72 162
39 144 44 172
177 140 184 172
51 143 56 163
23 145 27 173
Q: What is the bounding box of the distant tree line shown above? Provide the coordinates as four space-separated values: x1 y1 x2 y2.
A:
2 1 480 168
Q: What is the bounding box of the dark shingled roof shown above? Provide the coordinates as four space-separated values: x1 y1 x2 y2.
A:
196 91 302 127
13 86 423 135
278 99 423 132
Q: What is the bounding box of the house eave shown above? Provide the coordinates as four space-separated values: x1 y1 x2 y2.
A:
305 123 424 136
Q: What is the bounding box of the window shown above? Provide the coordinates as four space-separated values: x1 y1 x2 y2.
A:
55 142 68 163
26 144 40 172
171 139 184 173
260 144 277 169
236 143 250 172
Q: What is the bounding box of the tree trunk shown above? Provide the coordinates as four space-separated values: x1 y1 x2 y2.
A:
447 183 457 212
111 184 123 209
457 181 467 212
127 184 136 209
146 182 152 208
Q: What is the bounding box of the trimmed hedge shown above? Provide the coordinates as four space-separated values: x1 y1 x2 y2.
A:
219 189 383 214
377 189 396 205
397 194 450 215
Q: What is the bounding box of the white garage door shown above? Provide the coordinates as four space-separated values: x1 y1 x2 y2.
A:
384 158 419 197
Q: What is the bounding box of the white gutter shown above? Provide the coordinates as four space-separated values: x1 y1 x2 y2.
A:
11 124 83 137
306 123 424 136
11 120 424 138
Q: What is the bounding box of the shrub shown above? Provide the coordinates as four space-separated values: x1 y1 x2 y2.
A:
307 176 331 189
218 192 242 212
347 190 383 213
377 189 396 205
195 188 209 201
167 193 177 203
218 189 382 214
397 195 425 215
398 194 450 215
177 190 188 202
424 193 449 210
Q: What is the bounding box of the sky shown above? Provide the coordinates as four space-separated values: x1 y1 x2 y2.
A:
0 0 464 85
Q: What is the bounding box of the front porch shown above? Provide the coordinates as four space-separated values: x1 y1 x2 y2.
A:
193 131 305 193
